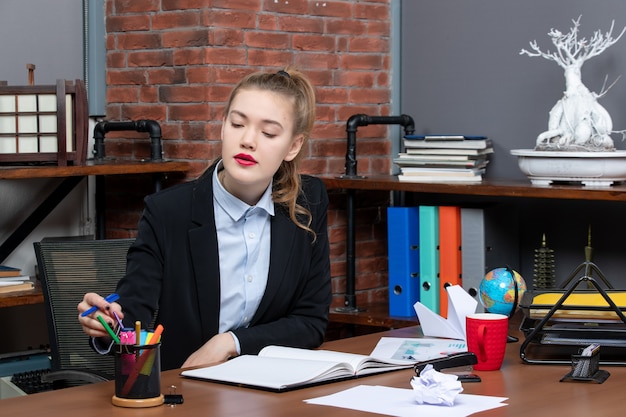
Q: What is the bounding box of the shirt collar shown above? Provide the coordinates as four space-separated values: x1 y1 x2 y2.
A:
213 160 275 221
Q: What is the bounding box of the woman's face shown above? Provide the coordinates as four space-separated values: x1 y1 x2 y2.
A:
220 88 303 205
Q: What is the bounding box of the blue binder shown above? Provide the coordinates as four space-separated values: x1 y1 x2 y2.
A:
418 205 440 314
387 207 420 317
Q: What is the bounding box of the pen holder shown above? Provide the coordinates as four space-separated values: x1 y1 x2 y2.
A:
112 343 164 407
560 349 610 384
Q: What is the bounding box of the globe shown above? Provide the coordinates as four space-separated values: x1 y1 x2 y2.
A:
479 267 527 316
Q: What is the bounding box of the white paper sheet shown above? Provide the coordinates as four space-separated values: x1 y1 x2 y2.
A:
413 285 477 340
304 385 508 417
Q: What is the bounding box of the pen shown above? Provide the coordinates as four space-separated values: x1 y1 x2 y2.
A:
80 293 120 317
96 314 121 344
135 320 141 347
113 311 124 329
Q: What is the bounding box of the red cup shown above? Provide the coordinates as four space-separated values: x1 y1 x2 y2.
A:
466 313 508 371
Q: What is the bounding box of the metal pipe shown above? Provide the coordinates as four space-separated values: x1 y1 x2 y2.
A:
343 114 415 178
339 114 415 311
93 119 163 161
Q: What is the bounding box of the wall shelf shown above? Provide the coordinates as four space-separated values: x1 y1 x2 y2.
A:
322 175 626 328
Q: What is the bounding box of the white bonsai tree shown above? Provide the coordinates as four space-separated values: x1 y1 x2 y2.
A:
520 17 626 151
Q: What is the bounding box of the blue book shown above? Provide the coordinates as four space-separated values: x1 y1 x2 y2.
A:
418 205 440 314
387 207 420 317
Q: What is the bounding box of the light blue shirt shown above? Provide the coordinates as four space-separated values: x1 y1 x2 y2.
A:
212 162 272 352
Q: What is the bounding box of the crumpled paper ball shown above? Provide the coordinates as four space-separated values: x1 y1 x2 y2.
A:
410 364 464 406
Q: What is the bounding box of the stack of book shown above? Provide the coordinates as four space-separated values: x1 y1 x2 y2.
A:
394 135 493 183
0 265 33 294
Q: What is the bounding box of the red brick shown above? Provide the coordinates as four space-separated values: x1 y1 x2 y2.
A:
162 29 210 48
162 0 208 11
107 70 147 85
121 104 167 121
117 33 162 50
168 103 211 121
205 47 247 65
212 0 261 10
244 32 290 49
107 86 140 103
113 0 159 14
107 15 151 32
292 34 335 52
173 48 206 65
247 50 294 67
264 0 307 14
128 50 174 67
159 85 209 103
152 11 201 29
308 1 352 18
354 3 389 20
147 68 187 84
278 16 324 33
211 28 244 46
203 10 256 29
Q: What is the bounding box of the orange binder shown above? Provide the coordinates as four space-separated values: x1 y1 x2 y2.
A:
438 206 462 318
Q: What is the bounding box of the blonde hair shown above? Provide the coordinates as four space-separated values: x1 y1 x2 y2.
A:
224 67 317 238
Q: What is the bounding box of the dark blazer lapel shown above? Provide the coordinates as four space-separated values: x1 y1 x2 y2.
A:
189 167 221 340
253 207 296 318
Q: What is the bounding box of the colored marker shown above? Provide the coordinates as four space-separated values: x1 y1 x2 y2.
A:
97 315 120 344
113 311 124 329
135 321 141 347
80 293 120 317
147 324 164 345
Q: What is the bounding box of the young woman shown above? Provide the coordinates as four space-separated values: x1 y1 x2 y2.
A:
77 67 331 371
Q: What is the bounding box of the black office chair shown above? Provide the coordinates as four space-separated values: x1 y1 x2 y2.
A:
33 237 134 389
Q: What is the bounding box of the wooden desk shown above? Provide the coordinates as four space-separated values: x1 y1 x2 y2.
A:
0 159 190 263
1 324 624 416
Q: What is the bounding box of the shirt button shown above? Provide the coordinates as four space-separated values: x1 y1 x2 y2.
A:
248 232 255 239
247 275 253 282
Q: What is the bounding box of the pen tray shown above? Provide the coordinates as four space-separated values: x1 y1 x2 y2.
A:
560 350 610 383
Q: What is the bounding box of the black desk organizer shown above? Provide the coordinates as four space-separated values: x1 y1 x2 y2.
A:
560 348 610 383
519 275 626 366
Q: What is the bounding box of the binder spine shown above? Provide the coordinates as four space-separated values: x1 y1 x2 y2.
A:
418 206 440 313
387 207 420 317
438 206 462 318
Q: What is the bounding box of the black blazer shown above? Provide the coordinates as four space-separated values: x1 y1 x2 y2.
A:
116 162 331 370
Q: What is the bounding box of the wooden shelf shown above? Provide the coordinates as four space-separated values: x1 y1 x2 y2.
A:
0 281 43 308
0 159 190 180
322 175 626 330
321 175 626 202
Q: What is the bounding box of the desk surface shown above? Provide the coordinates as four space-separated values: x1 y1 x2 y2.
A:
1 323 624 416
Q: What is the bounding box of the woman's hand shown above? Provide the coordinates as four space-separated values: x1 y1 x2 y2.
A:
181 333 238 368
77 292 124 338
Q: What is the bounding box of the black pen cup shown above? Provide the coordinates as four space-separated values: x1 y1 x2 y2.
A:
112 343 164 407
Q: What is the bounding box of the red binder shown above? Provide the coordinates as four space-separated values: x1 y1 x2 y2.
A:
438 206 462 318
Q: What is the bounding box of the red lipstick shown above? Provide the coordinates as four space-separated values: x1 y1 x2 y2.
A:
234 153 257 166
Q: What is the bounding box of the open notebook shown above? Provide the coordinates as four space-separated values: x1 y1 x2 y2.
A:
180 345 414 392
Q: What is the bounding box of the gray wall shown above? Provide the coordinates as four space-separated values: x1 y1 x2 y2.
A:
401 0 626 180
0 0 83 85
0 0 85 355
399 1 626 289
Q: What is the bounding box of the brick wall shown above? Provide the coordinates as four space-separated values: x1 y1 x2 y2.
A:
103 0 393 310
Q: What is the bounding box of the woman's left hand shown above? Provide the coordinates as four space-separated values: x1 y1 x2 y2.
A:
181 332 238 368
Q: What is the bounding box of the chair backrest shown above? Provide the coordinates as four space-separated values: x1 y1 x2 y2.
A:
34 237 134 380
